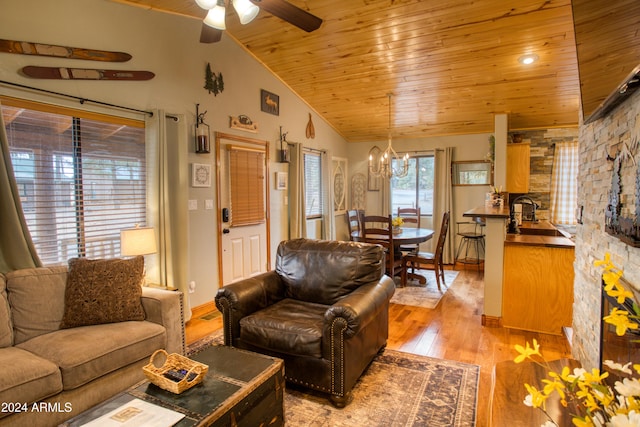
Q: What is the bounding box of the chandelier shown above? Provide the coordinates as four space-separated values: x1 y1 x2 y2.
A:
368 93 409 179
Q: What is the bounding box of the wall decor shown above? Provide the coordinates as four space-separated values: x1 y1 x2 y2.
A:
195 104 210 153
276 172 287 190
261 89 279 115
229 115 258 133
332 157 347 214
204 63 224 96
351 173 367 209
192 163 211 187
306 113 315 139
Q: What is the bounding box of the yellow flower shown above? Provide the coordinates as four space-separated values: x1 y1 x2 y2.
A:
514 339 541 363
594 252 614 270
605 280 634 304
391 217 404 227
542 377 566 401
604 307 639 336
572 416 595 427
524 383 548 409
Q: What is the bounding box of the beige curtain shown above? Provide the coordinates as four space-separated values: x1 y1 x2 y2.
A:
0 100 41 273
146 111 190 321
433 147 455 264
288 143 306 239
321 150 335 239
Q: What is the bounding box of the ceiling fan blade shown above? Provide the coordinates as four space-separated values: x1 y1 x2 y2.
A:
250 0 322 32
200 24 222 43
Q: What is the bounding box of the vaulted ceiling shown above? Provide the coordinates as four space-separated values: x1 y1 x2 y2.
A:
108 0 639 142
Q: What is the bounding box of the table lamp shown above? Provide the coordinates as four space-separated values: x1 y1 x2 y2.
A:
120 225 157 286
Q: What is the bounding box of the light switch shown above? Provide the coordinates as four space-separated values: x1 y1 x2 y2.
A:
188 200 198 211
205 199 214 210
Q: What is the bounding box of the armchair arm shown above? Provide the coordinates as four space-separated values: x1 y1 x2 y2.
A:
215 271 285 345
324 275 395 339
141 287 185 355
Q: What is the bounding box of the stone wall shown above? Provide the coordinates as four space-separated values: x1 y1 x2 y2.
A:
508 128 579 220
573 88 640 369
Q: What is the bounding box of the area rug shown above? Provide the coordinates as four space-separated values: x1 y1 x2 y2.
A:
187 332 479 427
391 270 460 309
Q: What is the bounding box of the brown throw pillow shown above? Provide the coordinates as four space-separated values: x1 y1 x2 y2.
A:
60 256 146 329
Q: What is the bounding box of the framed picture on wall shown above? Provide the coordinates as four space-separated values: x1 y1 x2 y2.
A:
192 163 211 187
276 172 288 190
332 157 347 214
260 89 279 116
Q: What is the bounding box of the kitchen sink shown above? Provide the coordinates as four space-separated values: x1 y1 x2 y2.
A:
516 227 563 237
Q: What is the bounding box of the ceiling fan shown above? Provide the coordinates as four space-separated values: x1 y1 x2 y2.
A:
196 0 323 43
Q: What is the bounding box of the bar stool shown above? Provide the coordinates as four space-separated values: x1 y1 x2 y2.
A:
454 217 485 270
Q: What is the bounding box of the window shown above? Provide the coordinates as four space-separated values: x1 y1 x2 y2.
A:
304 151 323 218
391 155 435 216
550 141 578 224
2 100 146 265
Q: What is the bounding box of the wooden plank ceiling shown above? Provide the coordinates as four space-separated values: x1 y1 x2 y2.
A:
111 0 583 142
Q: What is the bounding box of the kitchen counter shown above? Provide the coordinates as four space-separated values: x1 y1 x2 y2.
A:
505 220 575 248
462 205 510 219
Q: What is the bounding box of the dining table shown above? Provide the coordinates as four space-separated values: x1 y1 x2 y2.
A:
351 227 435 285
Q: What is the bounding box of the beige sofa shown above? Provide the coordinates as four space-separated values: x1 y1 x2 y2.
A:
0 265 185 427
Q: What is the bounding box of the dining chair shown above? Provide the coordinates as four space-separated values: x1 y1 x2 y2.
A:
397 207 421 255
361 214 404 282
346 209 364 240
401 211 450 290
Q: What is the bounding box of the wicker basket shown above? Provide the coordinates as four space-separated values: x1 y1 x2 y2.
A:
143 349 209 394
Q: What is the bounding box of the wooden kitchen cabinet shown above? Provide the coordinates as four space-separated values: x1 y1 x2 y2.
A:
506 143 530 193
502 243 574 335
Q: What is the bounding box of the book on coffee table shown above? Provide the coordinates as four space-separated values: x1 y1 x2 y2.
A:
80 398 184 427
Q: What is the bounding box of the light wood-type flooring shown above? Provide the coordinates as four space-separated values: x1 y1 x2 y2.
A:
185 267 572 427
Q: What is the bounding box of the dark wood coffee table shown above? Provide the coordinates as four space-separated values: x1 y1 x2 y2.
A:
61 345 284 427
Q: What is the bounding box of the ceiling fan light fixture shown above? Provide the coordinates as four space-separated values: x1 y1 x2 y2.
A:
233 0 259 25
204 4 226 30
195 0 218 10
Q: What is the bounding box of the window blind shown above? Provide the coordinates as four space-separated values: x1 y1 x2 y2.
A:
2 100 146 265
304 151 322 219
229 146 265 226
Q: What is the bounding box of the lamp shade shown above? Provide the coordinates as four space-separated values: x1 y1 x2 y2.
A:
204 5 226 30
233 0 259 24
120 227 157 256
195 0 218 9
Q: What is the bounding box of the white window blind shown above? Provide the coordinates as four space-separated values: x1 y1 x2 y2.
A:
304 151 323 218
2 100 146 265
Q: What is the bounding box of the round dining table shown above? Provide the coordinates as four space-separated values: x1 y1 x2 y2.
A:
351 227 435 285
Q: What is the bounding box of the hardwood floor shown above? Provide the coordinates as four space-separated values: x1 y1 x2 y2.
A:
185 267 572 427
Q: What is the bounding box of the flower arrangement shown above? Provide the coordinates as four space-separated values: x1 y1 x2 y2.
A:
515 253 640 427
391 217 404 228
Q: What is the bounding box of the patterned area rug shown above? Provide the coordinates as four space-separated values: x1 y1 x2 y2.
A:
391 270 460 309
187 332 479 427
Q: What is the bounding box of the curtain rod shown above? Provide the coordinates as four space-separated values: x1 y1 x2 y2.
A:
302 146 326 154
0 79 178 121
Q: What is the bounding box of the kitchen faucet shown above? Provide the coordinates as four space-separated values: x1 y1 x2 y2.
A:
511 195 538 223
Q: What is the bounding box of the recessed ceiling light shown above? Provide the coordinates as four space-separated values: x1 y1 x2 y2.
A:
518 54 539 65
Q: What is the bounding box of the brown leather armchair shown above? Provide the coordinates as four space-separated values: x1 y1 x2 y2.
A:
215 238 395 407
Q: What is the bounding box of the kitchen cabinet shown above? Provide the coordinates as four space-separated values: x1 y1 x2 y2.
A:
502 242 574 335
506 143 530 193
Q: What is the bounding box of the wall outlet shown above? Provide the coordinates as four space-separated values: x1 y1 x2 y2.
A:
188 200 197 211
188 281 196 293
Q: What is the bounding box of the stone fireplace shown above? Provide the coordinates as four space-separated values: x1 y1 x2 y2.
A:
572 88 640 369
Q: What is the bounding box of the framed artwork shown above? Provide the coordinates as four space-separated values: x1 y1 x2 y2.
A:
260 89 279 116
192 163 211 187
332 157 347 214
351 172 367 209
367 146 381 191
276 171 288 190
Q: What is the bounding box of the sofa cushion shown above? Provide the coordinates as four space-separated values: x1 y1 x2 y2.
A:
275 239 384 305
60 256 145 329
240 298 326 358
0 347 62 417
16 320 165 390
0 274 12 348
6 266 68 345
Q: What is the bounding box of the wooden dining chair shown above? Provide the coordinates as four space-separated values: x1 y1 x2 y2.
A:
397 207 421 254
402 211 450 290
346 209 364 240
361 214 404 282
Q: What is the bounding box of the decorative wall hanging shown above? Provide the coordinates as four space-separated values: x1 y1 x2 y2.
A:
276 172 288 190
0 38 132 62
351 173 367 210
332 157 347 214
306 113 315 139
195 104 210 153
21 66 154 81
261 89 279 115
204 63 224 96
229 115 258 133
192 163 212 187
277 126 290 163
367 146 381 191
